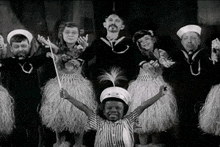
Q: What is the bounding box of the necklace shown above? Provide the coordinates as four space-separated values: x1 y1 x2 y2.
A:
18 62 33 74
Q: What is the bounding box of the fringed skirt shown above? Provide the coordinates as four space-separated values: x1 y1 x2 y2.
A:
128 74 178 134
0 85 14 135
40 74 97 133
199 84 220 136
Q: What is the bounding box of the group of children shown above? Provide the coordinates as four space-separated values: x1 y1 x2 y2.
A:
0 17 220 147
0 19 175 147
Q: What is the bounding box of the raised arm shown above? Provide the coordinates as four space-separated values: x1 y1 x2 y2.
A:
134 85 166 116
60 88 93 117
37 35 59 54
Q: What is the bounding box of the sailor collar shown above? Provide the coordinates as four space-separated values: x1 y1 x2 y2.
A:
180 49 203 64
12 56 34 74
100 36 129 54
180 49 203 76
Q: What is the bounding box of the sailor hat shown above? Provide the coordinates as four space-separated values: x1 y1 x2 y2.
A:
7 29 33 44
177 25 201 38
100 86 131 105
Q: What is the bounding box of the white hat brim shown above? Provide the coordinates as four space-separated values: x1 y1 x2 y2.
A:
100 87 131 105
7 29 33 44
177 25 201 38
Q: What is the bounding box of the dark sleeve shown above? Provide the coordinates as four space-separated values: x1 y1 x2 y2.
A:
79 39 98 61
30 51 52 69
0 58 14 71
210 60 220 85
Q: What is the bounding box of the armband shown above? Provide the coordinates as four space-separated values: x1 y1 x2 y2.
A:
139 61 147 68
76 58 84 66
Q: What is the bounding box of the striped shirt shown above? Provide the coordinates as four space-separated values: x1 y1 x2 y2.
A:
88 110 139 147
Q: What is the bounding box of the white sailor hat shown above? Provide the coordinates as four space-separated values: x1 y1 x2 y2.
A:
177 25 201 38
7 29 33 44
100 86 131 105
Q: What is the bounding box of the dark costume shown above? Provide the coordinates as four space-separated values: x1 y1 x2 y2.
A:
163 46 220 147
80 36 143 82
0 52 51 147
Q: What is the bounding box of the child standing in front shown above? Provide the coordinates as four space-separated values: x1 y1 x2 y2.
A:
128 30 178 147
39 22 96 147
60 67 167 147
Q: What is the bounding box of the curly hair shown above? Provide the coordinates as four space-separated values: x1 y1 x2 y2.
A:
56 22 80 54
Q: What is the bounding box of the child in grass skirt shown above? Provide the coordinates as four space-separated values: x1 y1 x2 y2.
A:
0 85 14 136
40 53 97 147
39 22 96 147
128 30 178 146
199 38 220 136
0 34 14 137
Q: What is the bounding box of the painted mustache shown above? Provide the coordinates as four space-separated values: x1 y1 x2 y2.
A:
109 24 118 29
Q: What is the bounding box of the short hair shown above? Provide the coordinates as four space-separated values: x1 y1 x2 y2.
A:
104 11 125 24
10 34 29 45
97 98 129 119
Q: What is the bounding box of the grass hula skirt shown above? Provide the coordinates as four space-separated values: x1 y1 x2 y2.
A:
0 85 14 135
128 69 178 134
199 84 220 135
40 74 97 133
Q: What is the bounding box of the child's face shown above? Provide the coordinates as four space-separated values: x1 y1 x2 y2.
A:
62 27 79 44
137 35 155 51
103 100 124 122
10 39 31 60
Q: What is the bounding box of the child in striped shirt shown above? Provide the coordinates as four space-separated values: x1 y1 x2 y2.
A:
60 68 167 147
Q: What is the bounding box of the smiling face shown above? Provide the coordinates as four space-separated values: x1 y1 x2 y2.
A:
103 14 125 33
62 26 79 44
103 100 125 122
137 35 155 51
181 31 201 52
10 39 31 60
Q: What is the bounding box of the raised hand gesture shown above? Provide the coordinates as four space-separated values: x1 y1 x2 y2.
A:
77 34 88 52
211 38 220 64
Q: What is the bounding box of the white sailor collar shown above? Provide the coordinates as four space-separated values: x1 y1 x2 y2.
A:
100 36 126 47
100 36 129 54
181 49 203 64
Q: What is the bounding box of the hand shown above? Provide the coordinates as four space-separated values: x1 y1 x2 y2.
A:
0 43 7 58
212 38 220 50
37 35 49 46
60 88 70 99
159 58 175 68
0 36 7 58
159 49 169 59
159 85 168 96
77 34 88 51
46 52 59 63
211 38 220 64
149 60 160 68
142 61 154 72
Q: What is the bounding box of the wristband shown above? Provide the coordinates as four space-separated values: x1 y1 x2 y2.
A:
139 61 147 68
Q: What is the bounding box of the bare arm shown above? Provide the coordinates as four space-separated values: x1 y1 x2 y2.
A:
60 88 93 117
37 35 59 54
134 85 166 116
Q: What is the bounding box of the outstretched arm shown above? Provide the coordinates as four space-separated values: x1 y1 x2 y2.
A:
134 85 167 116
60 88 93 117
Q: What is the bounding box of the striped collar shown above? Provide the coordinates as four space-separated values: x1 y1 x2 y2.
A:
100 36 126 47
181 49 203 64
